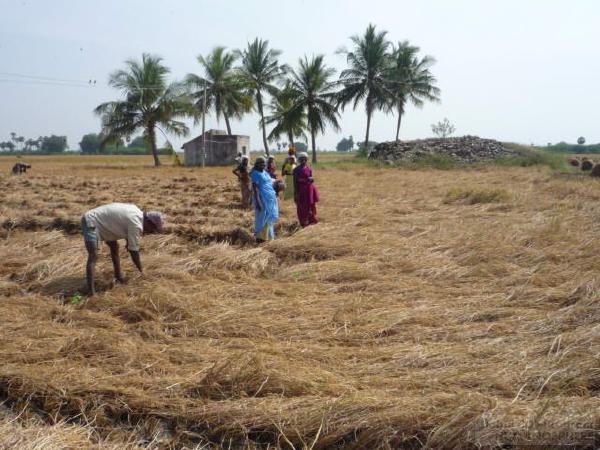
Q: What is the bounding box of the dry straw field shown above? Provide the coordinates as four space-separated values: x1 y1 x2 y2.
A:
0 153 599 449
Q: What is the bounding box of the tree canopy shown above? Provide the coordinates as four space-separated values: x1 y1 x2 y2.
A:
186 47 252 135
285 55 340 163
337 24 392 153
235 38 286 156
79 133 101 154
90 27 442 160
336 136 354 152
95 53 195 166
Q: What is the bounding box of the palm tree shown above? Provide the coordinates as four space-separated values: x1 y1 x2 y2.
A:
185 47 252 135
265 83 307 148
388 41 441 140
235 38 285 156
286 55 340 163
95 53 195 166
337 24 391 155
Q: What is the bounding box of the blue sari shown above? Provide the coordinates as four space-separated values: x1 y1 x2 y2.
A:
251 169 279 240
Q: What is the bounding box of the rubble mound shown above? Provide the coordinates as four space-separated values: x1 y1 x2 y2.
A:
370 136 518 164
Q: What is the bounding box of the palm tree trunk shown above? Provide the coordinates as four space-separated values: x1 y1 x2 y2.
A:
148 124 161 166
224 114 232 135
364 107 372 157
395 110 403 141
256 91 269 156
311 128 317 164
287 131 294 149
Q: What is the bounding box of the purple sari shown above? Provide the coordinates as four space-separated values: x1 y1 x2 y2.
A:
293 164 319 227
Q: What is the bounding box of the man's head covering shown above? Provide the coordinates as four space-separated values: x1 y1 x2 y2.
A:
145 211 165 232
268 155 275 160
254 156 266 165
298 152 309 159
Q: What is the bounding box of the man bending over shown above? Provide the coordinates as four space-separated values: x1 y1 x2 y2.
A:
81 203 164 295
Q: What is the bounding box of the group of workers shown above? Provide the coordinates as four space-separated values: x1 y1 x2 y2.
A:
233 148 319 242
80 147 319 295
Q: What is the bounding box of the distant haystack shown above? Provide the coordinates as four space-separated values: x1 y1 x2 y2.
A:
581 159 593 171
568 157 580 167
590 164 600 177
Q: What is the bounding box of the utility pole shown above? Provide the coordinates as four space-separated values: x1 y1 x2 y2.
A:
201 85 207 168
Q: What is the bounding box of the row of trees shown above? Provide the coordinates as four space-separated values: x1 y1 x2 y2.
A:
96 24 440 166
79 133 174 155
0 134 68 153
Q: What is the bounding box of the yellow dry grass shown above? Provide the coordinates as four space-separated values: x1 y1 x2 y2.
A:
0 154 599 448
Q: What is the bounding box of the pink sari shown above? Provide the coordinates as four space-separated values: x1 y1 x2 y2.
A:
293 164 319 227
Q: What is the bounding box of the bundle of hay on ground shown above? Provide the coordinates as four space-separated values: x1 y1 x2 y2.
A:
581 158 594 171
568 157 581 167
590 163 600 177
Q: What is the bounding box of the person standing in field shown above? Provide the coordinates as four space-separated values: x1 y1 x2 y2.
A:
281 155 296 200
81 203 164 295
251 157 279 242
232 155 252 209
11 162 31 174
266 155 278 179
293 152 319 227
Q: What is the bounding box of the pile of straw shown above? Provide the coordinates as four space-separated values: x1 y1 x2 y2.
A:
0 155 598 448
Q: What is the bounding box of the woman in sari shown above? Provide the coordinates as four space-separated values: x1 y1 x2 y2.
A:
232 156 251 209
281 155 296 200
251 157 279 241
293 152 319 227
266 156 277 179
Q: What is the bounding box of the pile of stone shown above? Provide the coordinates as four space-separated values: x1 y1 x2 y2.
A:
370 136 518 164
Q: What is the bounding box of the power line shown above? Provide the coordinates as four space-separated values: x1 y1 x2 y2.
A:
0 71 196 92
0 71 89 84
0 71 191 90
0 78 92 88
0 78 188 91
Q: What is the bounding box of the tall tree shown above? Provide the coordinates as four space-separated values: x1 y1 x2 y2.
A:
185 47 251 135
235 38 285 156
95 53 195 166
1 141 15 152
388 41 440 140
286 55 340 163
265 83 307 147
40 135 68 153
337 24 391 155
336 136 355 152
79 133 101 154
16 136 25 151
24 138 39 151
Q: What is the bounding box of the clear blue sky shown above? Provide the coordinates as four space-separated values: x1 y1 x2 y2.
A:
1 0 598 151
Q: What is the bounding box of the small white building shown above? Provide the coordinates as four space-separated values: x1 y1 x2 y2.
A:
182 130 250 166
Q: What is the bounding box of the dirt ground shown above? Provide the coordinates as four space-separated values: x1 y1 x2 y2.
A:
0 154 598 449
